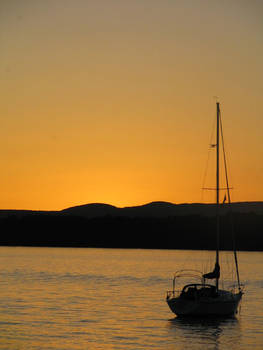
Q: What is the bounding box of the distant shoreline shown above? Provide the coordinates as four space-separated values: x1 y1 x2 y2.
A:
0 244 262 252
0 203 262 251
1 200 263 218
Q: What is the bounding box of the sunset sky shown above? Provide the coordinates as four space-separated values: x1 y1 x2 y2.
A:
1 0 262 210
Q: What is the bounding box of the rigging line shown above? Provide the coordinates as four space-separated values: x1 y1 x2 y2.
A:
201 148 212 202
201 111 217 202
219 111 241 290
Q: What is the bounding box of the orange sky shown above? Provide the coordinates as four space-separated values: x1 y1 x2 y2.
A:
1 0 263 210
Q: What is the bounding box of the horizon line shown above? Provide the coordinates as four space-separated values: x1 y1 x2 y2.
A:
1 200 263 212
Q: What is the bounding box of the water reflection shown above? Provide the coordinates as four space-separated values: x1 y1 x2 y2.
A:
167 316 241 350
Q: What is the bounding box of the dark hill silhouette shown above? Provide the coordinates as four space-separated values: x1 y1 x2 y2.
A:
61 203 119 218
61 201 263 218
61 201 181 218
1 201 263 219
0 201 263 250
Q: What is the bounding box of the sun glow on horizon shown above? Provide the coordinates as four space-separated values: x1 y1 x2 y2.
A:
1 1 263 211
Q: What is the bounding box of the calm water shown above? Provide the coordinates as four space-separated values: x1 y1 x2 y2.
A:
0 247 262 349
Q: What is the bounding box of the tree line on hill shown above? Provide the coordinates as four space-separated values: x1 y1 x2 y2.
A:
0 211 262 251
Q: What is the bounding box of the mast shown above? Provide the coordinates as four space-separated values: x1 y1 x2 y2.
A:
216 102 220 291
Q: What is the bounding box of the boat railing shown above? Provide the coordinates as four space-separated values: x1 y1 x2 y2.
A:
172 269 204 289
173 269 204 280
229 283 245 294
166 289 181 299
167 270 207 300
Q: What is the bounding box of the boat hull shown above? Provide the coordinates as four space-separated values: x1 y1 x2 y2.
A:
167 291 242 317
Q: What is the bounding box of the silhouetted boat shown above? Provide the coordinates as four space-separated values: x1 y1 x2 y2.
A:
166 102 244 317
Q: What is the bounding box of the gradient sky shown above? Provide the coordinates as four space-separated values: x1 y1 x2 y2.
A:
1 0 262 210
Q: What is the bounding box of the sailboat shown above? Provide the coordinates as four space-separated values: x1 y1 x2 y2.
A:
166 102 244 317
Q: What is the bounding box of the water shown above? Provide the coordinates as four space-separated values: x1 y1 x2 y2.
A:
0 247 262 349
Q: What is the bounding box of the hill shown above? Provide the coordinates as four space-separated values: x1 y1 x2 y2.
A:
1 201 263 219
1 201 263 251
61 201 263 218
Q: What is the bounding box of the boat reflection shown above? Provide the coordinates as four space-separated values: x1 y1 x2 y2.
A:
167 316 241 350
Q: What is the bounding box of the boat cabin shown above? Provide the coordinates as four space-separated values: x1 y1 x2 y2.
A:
180 283 217 300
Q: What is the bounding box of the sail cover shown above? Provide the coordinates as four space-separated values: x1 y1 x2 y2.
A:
203 262 220 279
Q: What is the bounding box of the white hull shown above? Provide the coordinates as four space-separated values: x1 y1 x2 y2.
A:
167 290 242 317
